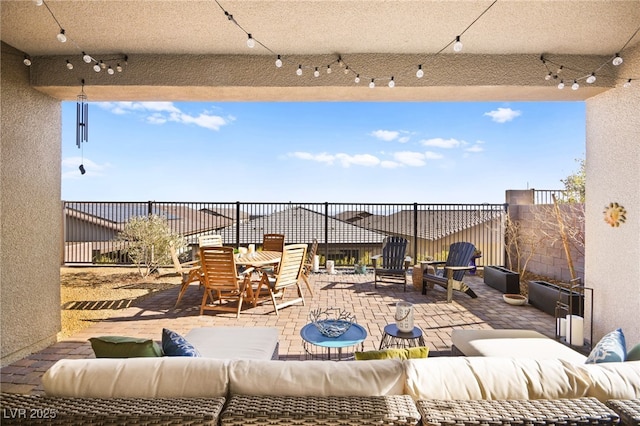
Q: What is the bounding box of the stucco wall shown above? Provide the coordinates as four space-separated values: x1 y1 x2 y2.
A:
585 44 640 346
1 42 62 365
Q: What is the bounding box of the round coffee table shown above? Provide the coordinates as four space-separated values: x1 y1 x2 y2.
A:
300 322 367 360
379 324 425 349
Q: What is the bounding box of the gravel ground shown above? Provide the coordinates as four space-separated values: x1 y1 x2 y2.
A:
60 266 180 338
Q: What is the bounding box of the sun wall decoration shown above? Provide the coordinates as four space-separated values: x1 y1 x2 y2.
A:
603 202 627 227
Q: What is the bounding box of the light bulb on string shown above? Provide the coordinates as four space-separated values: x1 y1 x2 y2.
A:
66 60 73 70
623 79 632 88
453 36 463 52
23 55 32 66
545 72 552 81
354 74 360 84
612 54 623 66
82 52 92 63
388 77 395 88
586 73 596 84
572 80 579 90
326 65 332 74
57 29 67 43
107 66 114 75
116 63 122 72
246 34 255 48
275 55 282 68
557 80 565 90
556 65 563 74
93 63 101 72
296 65 303 76
369 79 375 89
33 0 43 6
344 66 349 75
100 61 106 69
314 67 320 77
416 65 424 78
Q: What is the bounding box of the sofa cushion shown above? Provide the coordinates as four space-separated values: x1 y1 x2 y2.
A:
404 357 590 400
162 328 200 357
355 347 429 360
185 327 278 359
89 336 163 358
576 360 640 400
228 359 405 396
585 328 626 364
42 357 230 398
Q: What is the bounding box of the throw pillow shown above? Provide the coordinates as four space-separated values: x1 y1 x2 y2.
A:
89 336 163 358
585 328 626 364
355 346 429 360
162 328 200 357
626 343 640 361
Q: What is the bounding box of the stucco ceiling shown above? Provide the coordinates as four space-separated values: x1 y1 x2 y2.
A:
2 0 639 101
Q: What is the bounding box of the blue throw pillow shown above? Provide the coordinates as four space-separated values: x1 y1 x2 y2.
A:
162 328 200 357
585 328 626 363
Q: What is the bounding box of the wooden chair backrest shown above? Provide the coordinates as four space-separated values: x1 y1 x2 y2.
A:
381 236 408 269
272 244 307 291
169 242 186 272
198 234 223 247
199 246 240 291
262 234 285 252
445 242 476 281
303 238 318 275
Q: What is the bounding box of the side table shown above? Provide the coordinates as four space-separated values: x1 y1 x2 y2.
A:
300 322 367 361
379 324 425 349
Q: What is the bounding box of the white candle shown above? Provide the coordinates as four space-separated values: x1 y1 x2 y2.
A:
556 318 567 337
248 244 255 253
566 315 584 346
313 255 319 273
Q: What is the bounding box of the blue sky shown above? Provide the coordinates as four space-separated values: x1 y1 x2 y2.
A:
61 101 585 203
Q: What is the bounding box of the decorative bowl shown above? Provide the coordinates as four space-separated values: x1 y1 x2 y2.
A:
503 294 527 306
309 308 356 337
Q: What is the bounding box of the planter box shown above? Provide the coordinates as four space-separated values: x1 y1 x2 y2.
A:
528 280 584 316
483 266 520 294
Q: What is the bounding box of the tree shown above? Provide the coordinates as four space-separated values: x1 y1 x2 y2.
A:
118 214 186 277
560 157 585 202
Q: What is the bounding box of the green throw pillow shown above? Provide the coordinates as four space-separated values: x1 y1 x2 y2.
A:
89 336 163 358
355 346 429 360
626 343 640 361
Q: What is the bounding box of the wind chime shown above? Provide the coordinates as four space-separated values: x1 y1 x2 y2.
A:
76 79 88 174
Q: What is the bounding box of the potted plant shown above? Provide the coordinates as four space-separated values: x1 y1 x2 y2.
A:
354 259 367 274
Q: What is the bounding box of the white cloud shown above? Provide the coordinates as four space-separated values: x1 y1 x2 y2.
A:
484 107 521 123
289 152 335 165
290 149 443 168
61 156 111 179
393 151 426 167
371 130 400 141
380 160 401 168
335 153 380 167
97 101 230 131
424 151 444 160
465 144 485 153
420 138 464 149
398 136 410 143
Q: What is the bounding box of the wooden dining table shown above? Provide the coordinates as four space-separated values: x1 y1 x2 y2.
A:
235 250 282 305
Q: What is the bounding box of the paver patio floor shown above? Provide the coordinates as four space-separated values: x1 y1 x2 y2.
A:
1 270 556 395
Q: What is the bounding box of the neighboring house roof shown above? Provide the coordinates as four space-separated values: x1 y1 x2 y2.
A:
216 206 389 245
199 207 250 222
333 210 374 223
359 209 504 241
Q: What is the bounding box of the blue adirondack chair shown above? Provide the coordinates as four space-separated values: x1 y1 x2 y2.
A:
422 242 478 302
372 236 411 291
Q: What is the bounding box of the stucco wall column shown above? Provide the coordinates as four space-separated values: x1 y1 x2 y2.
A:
1 42 62 366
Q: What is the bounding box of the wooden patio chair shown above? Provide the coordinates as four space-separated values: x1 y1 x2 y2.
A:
422 241 477 303
260 233 285 273
199 245 253 318
300 238 318 297
170 242 203 307
253 243 307 316
198 234 223 247
371 236 411 291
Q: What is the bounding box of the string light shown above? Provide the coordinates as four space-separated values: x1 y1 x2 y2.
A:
314 67 320 77
93 63 101 72
369 79 375 89
107 66 114 75
23 55 32 66
557 80 565 90
344 65 349 75
326 65 332 74
116 63 123 72
33 0 43 6
623 79 632 88
388 76 395 88
275 55 282 68
246 34 255 48
416 65 424 78
82 52 92 63
57 29 67 43
66 59 73 69
586 73 596 84
612 53 623 66
571 80 579 90
453 36 463 52
296 65 302 76
354 74 360 84
545 72 552 81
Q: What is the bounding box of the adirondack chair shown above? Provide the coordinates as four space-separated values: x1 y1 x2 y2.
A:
422 241 477 303
371 236 411 291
